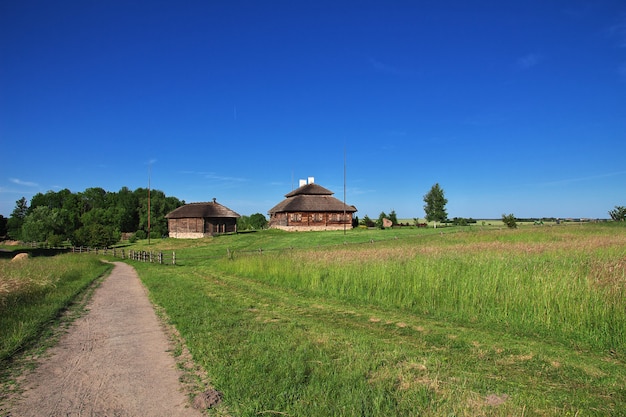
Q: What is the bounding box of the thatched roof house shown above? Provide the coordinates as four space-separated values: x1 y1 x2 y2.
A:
268 178 357 231
165 198 240 238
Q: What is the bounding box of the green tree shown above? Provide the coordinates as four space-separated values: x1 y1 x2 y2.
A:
72 223 119 248
502 213 517 229
7 197 29 239
360 215 375 228
80 187 108 211
238 213 268 231
237 215 250 230
59 192 83 236
388 210 398 226
135 188 181 237
28 189 82 239
608 206 626 221
248 213 268 229
116 187 140 232
21 206 64 243
376 211 388 229
423 183 448 227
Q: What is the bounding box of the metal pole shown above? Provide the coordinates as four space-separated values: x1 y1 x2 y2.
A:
343 145 347 235
148 163 151 245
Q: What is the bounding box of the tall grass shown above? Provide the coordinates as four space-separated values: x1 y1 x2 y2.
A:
132 224 625 416
0 254 112 361
214 227 626 352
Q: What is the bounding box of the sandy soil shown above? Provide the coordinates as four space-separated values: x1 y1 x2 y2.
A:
4 262 206 417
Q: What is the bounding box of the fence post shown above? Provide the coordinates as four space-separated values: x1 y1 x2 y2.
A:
172 251 176 265
122 249 125 259
158 252 163 264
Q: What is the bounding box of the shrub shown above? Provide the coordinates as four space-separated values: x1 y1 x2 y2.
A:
502 213 517 229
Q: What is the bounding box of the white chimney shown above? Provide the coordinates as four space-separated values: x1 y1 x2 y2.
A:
299 179 307 187
308 176 315 184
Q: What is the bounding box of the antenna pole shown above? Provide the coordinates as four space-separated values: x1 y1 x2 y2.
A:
343 146 347 235
148 163 151 245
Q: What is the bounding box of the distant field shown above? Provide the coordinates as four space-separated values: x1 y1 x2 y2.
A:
396 218 585 227
124 223 625 416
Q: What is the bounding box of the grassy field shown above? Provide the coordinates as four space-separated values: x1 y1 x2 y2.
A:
1 223 625 416
0 254 112 361
127 223 625 416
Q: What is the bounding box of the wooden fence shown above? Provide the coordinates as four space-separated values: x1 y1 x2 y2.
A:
72 246 176 265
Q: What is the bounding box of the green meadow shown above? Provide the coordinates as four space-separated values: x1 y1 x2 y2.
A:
131 223 625 416
2 223 625 416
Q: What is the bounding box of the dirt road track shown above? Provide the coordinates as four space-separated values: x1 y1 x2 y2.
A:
5 262 204 417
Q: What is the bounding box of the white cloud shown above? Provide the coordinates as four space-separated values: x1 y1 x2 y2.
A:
179 171 246 182
203 173 247 183
369 57 410 76
516 53 541 70
607 15 626 48
10 178 38 187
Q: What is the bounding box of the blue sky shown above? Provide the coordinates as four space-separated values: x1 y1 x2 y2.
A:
1 1 625 220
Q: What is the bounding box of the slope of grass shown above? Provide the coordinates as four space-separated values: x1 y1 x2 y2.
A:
213 231 626 353
130 223 625 416
135 262 624 416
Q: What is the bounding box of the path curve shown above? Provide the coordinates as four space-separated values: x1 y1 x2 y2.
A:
7 261 204 417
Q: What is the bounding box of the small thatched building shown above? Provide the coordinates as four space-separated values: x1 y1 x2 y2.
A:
268 177 357 231
165 198 240 238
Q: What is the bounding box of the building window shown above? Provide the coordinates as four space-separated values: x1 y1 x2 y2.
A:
313 213 324 222
289 213 302 222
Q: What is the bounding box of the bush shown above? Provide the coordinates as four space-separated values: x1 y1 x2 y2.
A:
71 224 119 247
47 234 65 248
502 213 517 229
609 206 626 221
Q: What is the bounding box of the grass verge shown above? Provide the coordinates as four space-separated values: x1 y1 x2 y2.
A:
0 254 112 361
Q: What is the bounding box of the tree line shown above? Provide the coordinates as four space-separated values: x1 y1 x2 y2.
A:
1 183 622 247
1 187 183 247
0 187 271 247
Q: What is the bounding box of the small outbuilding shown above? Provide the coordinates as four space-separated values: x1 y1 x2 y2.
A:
165 198 240 238
268 177 357 231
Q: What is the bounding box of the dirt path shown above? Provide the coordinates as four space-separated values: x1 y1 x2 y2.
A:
6 262 205 417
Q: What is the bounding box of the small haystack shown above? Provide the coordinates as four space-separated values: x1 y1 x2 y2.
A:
11 253 29 262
